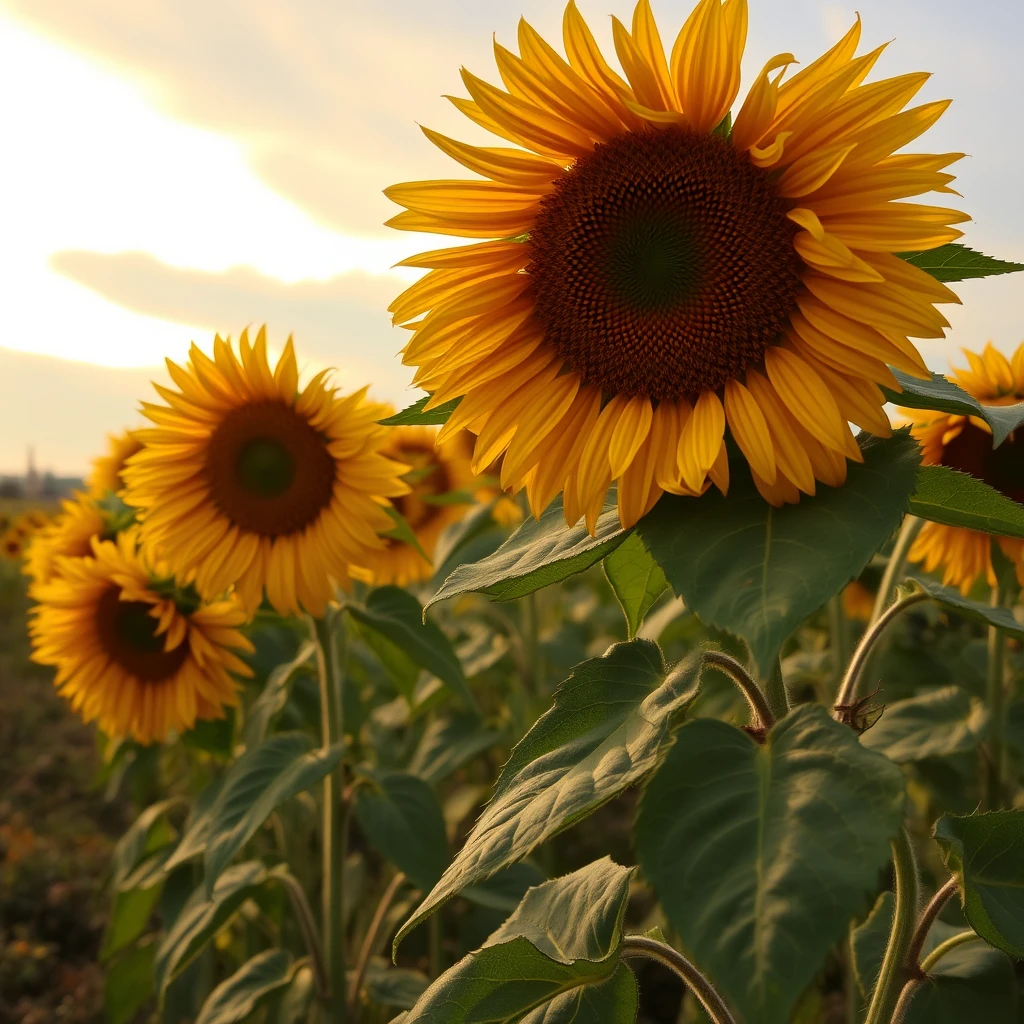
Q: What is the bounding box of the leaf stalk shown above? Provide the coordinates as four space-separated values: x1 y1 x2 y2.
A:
703 650 775 731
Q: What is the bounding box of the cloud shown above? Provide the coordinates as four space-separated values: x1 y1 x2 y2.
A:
50 250 421 402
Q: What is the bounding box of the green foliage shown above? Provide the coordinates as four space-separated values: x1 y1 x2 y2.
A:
898 243 1024 283
602 533 667 639
195 949 300 1024
636 706 907 1024
934 811 1024 957
639 432 921 676
244 640 316 747
379 396 462 426
910 466 1024 537
914 576 1024 640
105 941 157 1024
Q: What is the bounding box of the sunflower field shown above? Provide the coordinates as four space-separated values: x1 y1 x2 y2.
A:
6 1 1024 1022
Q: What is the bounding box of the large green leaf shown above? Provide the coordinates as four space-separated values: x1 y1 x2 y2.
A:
909 466 1024 538
162 775 225 872
427 495 629 607
348 586 475 709
103 885 163 960
636 705 907 1024
395 641 700 950
913 577 1024 640
200 733 345 894
353 770 448 891
244 640 316 747
407 712 503 784
520 966 638 1024
379 396 461 426
638 431 920 676
154 861 286 1000
196 949 300 1024
105 941 156 1024
110 799 180 890
898 244 1024 283
934 811 1024 957
401 860 634 1023
603 533 667 639
861 686 989 763
362 962 431 1009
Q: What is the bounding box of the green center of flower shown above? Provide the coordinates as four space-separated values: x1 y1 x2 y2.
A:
237 438 297 498
606 214 701 312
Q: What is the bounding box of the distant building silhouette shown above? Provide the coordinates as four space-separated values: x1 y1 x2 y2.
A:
24 447 41 500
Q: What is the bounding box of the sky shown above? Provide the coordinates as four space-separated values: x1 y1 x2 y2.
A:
0 0 1021 474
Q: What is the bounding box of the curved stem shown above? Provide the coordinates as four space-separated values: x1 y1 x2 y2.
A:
703 650 775 731
620 935 737 1024
278 870 329 1002
870 515 923 626
349 872 407 1019
920 929 981 972
828 595 850 695
984 581 1007 809
313 612 349 1020
864 829 919 1024
762 658 789 722
835 592 929 712
892 930 983 1024
904 877 958 975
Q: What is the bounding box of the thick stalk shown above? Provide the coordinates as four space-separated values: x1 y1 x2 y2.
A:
313 612 348 1019
984 582 1007 809
892 931 982 1024
520 591 540 696
703 650 774 731
870 515 923 626
278 870 330 1002
864 829 919 1024
903 876 957 974
763 658 789 722
835 592 929 712
620 935 737 1024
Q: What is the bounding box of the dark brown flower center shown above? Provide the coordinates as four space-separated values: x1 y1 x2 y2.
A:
204 400 335 537
941 420 1024 503
96 586 189 683
391 442 452 533
527 126 802 400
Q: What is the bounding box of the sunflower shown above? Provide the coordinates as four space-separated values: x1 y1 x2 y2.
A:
351 425 480 586
88 430 144 498
2 529 25 560
24 495 109 588
906 342 1024 594
122 328 410 616
386 0 966 530
29 531 253 744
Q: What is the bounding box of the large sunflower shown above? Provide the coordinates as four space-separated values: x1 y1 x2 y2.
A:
24 494 109 589
123 328 410 616
88 430 144 498
386 0 966 530
29 531 253 744
906 342 1024 594
351 425 479 586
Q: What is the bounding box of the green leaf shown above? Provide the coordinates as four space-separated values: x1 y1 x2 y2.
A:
912 576 1024 640
105 941 156 1024
196 949 299 1024
427 494 630 608
270 964 316 1023
103 885 163 960
638 431 921 677
348 586 476 710
910 466 1024 538
850 891 895 1001
163 776 226 872
861 686 989 762
361 962 431 1009
182 712 235 758
353 770 448 891
382 507 430 561
201 732 345 894
244 640 316 747
154 860 286 1000
603 533 667 639
934 811 1024 957
407 713 503 784
395 640 699 950
636 705 907 1024
379 396 462 426
520 965 638 1024
110 799 181 890
462 862 548 913
898 244 1024 283
401 860 633 1023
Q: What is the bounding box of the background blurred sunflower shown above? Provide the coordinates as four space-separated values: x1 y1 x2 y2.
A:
24 495 109 589
907 342 1024 594
351 425 480 586
28 531 252 745
123 327 410 616
87 429 143 498
387 0 965 530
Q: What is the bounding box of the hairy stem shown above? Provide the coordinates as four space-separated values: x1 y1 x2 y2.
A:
892 930 983 1024
313 612 348 1020
920 929 981 972
349 872 407 1020
904 876 958 975
763 658 789 722
984 581 1007 809
870 515 923 626
835 592 929 711
703 650 775 731
620 935 737 1024
278 870 329 1002
864 829 919 1024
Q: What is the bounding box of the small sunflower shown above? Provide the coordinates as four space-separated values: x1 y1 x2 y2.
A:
842 579 876 621
2 529 25 560
24 495 109 588
88 430 144 498
29 531 253 744
351 425 479 586
906 342 1024 594
386 0 966 530
123 328 410 616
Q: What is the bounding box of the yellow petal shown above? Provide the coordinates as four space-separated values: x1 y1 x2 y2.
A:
724 379 776 483
677 389 725 492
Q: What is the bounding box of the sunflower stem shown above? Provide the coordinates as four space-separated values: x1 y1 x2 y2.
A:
892 930 983 1024
870 515 923 627
763 658 789 722
313 610 349 1020
827 595 850 696
984 580 1007 809
864 828 919 1024
703 650 774 731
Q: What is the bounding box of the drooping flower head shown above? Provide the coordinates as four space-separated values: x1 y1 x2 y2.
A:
386 0 966 531
87 430 144 498
29 531 253 745
906 342 1024 594
122 328 410 616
